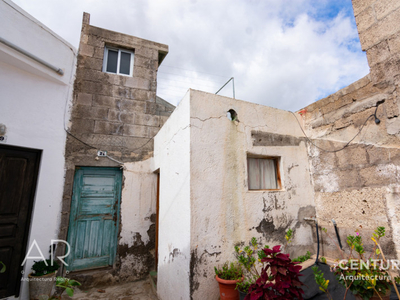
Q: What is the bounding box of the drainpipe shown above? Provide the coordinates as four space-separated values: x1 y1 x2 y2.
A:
0 36 64 75
331 219 343 250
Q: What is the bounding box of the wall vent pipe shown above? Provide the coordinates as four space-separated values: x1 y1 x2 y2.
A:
0 36 64 75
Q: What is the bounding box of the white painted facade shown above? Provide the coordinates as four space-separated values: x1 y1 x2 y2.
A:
153 92 191 300
154 89 316 299
0 0 77 298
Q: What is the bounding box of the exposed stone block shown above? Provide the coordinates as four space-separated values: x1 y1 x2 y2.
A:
76 93 93 106
337 168 361 189
352 0 376 17
108 110 136 125
79 80 112 96
124 136 154 152
84 133 125 147
135 56 157 70
367 146 391 164
147 126 160 137
135 47 158 60
70 118 95 133
133 66 156 81
72 105 109 120
355 6 376 33
94 121 123 135
366 40 391 66
82 56 103 71
359 164 398 186
134 113 160 127
80 69 119 85
388 33 400 55
370 53 400 84
87 34 104 48
79 43 95 57
145 102 157 115
384 97 399 118
374 0 400 20
122 124 151 138
94 46 105 59
359 8 400 51
336 146 368 168
120 99 146 113
311 151 336 172
121 77 151 90
92 95 117 108
159 115 169 126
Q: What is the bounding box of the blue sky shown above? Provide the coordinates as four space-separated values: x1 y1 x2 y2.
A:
12 0 369 111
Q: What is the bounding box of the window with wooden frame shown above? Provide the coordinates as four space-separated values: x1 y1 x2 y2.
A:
102 46 134 76
247 157 281 190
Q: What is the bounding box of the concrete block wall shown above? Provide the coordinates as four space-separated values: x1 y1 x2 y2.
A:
69 13 171 162
297 0 400 260
57 13 174 286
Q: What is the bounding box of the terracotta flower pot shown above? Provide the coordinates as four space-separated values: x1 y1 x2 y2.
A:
28 272 56 300
354 289 391 300
215 275 242 300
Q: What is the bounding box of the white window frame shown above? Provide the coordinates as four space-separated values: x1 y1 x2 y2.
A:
102 46 134 76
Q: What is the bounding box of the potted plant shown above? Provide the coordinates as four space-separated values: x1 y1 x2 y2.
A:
234 237 267 299
38 277 81 300
214 261 243 300
236 277 255 300
313 226 400 300
234 230 297 300
28 259 59 300
244 245 304 299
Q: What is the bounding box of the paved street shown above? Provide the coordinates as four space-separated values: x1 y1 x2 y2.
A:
61 279 158 300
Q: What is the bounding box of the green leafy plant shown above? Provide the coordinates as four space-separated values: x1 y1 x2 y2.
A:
315 226 400 300
312 266 332 300
320 256 327 264
292 251 312 263
235 237 268 279
214 261 243 280
0 261 5 273
55 277 81 297
31 259 59 276
246 245 304 299
38 277 81 300
236 277 256 294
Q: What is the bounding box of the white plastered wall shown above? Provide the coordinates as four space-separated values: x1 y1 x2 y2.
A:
153 91 191 300
188 90 316 299
0 1 76 299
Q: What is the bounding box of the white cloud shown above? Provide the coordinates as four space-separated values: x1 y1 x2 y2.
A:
11 0 369 110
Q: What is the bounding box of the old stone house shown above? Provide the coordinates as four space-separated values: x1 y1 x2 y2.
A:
1 0 400 299
56 13 174 286
151 0 400 299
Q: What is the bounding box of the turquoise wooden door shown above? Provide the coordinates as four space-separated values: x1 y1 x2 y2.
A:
66 167 122 271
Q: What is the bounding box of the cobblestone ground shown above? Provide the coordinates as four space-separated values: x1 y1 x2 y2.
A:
61 279 158 300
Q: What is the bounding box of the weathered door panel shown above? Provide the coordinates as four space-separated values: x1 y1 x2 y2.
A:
67 167 122 271
0 145 41 298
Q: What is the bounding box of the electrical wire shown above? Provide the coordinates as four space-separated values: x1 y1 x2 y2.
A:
291 111 376 153
160 64 229 78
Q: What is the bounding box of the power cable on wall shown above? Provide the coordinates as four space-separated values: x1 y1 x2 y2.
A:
290 101 384 153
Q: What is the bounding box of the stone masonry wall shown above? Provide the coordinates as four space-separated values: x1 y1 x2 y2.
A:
57 13 173 286
298 0 400 260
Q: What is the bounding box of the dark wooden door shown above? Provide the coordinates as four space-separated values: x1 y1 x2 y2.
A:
66 167 122 271
0 145 41 298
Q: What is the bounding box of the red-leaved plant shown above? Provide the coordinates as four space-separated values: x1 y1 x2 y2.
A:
245 245 304 300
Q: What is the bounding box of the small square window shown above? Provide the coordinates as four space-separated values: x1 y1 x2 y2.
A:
247 157 281 190
103 46 134 76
